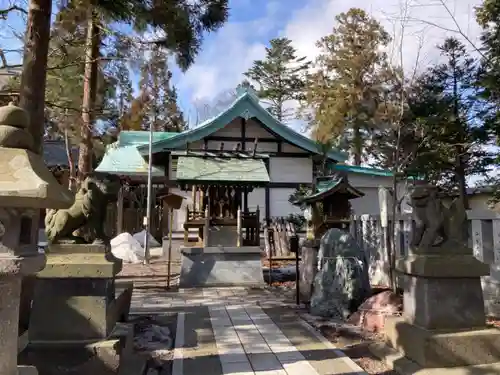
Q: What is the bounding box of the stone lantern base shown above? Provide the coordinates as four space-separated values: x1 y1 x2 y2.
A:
375 253 500 373
18 244 136 375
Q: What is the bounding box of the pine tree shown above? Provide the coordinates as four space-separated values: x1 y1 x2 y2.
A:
18 0 229 182
303 8 395 165
137 47 186 132
374 38 493 207
244 38 310 123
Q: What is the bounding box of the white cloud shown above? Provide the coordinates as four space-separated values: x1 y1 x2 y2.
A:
177 3 287 102
179 0 483 107
284 0 483 74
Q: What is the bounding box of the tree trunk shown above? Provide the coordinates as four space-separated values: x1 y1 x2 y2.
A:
455 152 469 209
19 0 52 154
64 127 77 192
78 4 100 183
353 124 362 165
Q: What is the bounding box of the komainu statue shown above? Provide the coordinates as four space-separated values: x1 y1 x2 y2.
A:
45 173 121 245
410 184 468 249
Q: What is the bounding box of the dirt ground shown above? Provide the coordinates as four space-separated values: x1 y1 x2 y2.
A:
118 255 181 290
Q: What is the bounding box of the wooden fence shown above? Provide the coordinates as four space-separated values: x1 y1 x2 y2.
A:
349 210 500 316
104 184 167 241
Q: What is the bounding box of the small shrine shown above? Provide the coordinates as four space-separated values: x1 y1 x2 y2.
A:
175 143 269 248
174 143 270 287
297 172 364 239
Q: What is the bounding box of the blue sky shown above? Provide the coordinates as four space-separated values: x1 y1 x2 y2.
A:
0 0 483 122
0 0 495 183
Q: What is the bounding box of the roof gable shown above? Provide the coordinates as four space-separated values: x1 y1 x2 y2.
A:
136 89 348 162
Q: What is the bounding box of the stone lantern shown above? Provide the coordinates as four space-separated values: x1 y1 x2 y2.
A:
0 103 73 375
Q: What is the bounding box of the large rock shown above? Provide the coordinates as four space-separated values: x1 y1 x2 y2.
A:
310 228 371 319
347 290 402 332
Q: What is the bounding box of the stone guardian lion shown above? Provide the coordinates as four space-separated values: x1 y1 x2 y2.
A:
410 184 468 249
45 173 121 244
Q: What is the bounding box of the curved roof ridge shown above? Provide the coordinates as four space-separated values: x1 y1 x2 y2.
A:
136 90 347 162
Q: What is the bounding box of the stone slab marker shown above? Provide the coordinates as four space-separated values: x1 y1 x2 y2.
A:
0 103 74 375
384 184 500 370
298 239 320 304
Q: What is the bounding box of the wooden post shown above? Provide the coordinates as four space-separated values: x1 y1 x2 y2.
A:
268 220 273 285
203 206 209 247
116 186 124 235
192 185 197 212
184 205 189 245
236 207 242 247
166 208 174 289
200 187 205 213
493 219 500 264
256 206 260 246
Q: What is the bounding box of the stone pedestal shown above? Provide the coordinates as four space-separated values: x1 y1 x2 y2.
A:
20 244 135 375
179 246 264 287
298 239 320 303
385 252 500 369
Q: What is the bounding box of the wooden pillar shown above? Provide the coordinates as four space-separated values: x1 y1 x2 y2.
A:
116 186 124 235
200 187 205 212
203 206 210 246
264 159 270 223
243 187 248 213
236 207 242 247
184 205 189 245
192 185 197 212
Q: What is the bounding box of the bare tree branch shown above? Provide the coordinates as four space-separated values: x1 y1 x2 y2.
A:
0 5 27 20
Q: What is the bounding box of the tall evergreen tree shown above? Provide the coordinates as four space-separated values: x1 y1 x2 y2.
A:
476 0 500 136
136 47 186 132
244 37 310 122
18 0 229 181
372 38 493 207
303 8 395 165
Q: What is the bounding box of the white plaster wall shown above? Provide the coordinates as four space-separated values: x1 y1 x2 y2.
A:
269 157 312 183
350 187 383 215
270 188 303 218
468 195 494 212
247 188 266 217
346 173 411 215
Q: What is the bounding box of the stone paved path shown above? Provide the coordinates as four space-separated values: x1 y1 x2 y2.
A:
130 287 367 375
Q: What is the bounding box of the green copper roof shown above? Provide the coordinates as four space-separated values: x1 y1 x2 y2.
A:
332 163 393 177
118 130 178 146
95 143 165 177
300 175 364 203
176 156 270 184
136 88 348 162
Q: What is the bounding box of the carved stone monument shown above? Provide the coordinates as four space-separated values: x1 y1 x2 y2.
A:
20 172 135 374
383 184 500 370
0 103 74 375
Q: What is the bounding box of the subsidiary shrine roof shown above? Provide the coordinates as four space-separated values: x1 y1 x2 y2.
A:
299 173 365 204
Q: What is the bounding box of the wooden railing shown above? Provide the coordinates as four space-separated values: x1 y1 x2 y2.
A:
241 208 260 246
186 207 206 221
